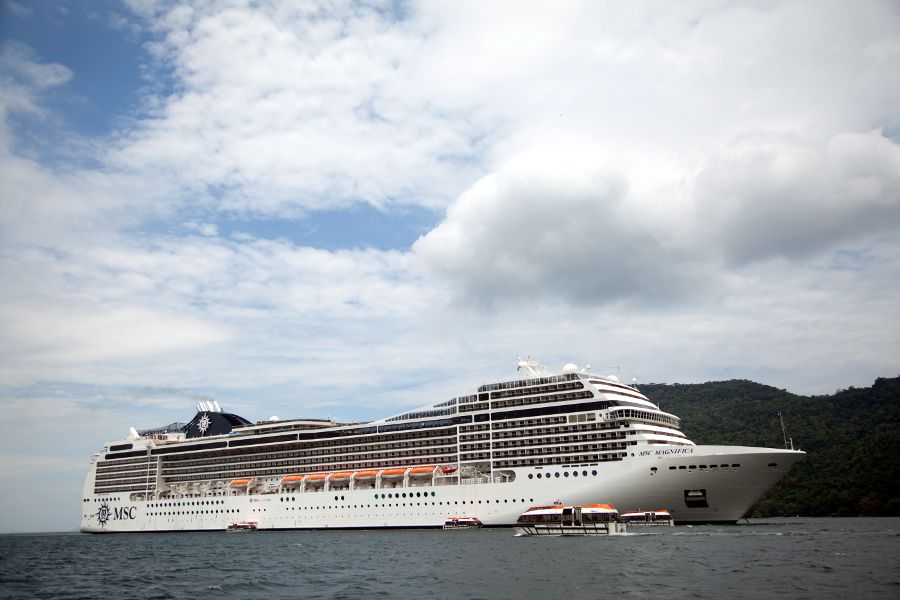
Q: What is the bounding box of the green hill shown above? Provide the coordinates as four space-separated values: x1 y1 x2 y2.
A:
637 376 900 517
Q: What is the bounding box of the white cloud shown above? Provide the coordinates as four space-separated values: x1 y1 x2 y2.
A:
110 0 488 216
413 149 707 307
4 1 33 19
0 41 73 134
693 129 900 265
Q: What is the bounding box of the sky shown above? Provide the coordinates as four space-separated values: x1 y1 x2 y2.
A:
1 0 898 533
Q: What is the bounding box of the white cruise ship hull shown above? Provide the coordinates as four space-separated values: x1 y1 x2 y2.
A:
81 445 803 532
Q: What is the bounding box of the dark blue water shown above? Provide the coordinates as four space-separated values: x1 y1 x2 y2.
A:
1 518 898 599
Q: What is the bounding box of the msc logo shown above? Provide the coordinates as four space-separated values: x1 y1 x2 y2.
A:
94 501 137 528
115 506 137 520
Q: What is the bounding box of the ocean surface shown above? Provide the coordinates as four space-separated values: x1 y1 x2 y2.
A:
1 518 898 599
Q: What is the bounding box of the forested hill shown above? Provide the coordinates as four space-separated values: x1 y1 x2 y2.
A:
637 376 900 517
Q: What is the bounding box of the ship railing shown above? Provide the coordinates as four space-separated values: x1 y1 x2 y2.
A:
459 476 491 486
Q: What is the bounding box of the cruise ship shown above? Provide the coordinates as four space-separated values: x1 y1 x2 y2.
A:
80 360 805 532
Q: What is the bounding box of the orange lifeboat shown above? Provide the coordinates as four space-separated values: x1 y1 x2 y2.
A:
230 478 251 486
281 474 304 484
330 471 353 480
353 470 379 479
305 472 330 482
379 467 407 477
408 465 437 476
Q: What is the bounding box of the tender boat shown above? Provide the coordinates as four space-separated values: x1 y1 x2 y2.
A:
516 503 626 536
619 510 674 526
226 520 257 532
443 516 482 530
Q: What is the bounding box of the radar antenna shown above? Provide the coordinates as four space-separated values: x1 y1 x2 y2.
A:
516 356 545 379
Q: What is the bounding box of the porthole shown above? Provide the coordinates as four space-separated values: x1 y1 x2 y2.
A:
528 474 533 479
555 473 560 478
564 472 570 477
431 492 435 497
582 470 588 476
592 470 597 476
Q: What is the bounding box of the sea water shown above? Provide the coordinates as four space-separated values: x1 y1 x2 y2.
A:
1 518 898 599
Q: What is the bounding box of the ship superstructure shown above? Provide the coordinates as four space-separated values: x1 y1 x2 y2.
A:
81 361 804 532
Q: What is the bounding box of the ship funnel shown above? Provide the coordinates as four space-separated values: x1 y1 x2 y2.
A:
212 400 222 412
127 427 140 440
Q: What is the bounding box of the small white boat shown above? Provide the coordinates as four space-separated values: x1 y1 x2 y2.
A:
443 516 482 530
619 510 675 526
226 520 258 532
516 503 626 536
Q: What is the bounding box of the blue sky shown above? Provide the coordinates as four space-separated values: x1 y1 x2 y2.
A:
1 0 899 532
1 1 145 135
